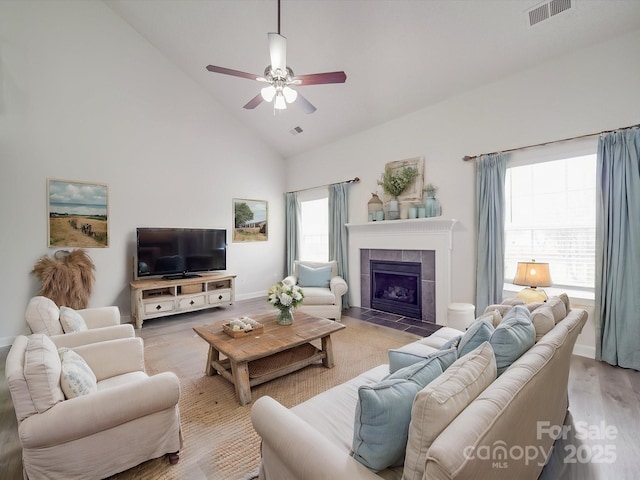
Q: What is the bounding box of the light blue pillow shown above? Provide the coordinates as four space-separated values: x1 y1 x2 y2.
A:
440 334 462 351
490 305 536 375
297 264 332 288
458 319 495 357
388 344 457 373
351 356 446 470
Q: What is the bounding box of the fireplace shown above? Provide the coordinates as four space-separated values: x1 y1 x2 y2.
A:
346 218 457 325
371 260 422 318
360 248 435 322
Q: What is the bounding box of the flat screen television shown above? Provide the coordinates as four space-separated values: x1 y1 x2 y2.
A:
136 227 227 279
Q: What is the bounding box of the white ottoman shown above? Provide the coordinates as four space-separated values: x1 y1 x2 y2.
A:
447 303 475 330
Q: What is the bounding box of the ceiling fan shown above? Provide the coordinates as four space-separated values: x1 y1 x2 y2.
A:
205 0 346 114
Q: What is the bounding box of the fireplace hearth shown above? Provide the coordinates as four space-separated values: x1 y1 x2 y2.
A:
371 260 422 319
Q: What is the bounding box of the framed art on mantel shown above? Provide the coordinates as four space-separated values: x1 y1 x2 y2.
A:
233 198 268 242
382 156 425 203
47 178 109 248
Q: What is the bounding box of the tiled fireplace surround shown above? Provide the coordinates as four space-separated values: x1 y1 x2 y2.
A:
360 249 436 322
346 218 458 327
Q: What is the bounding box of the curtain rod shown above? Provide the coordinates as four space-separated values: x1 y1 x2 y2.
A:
462 123 640 162
286 177 360 194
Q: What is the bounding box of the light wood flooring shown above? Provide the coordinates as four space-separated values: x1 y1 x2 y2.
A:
1 298 639 479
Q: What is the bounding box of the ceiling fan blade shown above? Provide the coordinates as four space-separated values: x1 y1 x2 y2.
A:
268 33 287 74
243 93 264 110
206 65 260 81
296 93 317 114
295 71 347 86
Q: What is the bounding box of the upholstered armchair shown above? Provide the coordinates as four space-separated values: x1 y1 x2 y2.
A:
25 296 134 348
6 334 182 479
284 260 348 320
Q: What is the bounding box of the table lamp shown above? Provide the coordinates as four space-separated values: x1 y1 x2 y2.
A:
513 260 551 303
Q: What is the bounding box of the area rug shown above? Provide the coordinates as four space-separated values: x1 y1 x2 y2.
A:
108 316 419 480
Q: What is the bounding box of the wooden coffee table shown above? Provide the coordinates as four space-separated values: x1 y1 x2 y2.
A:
193 311 346 405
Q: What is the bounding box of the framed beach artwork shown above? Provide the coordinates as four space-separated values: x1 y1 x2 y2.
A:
233 198 268 242
47 178 109 248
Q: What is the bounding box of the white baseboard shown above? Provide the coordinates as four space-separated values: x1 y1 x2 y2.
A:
235 290 267 301
573 343 596 359
1 336 15 348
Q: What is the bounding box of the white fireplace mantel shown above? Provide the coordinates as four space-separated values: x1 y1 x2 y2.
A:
346 218 458 325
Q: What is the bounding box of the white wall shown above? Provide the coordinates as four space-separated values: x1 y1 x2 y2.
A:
0 1 286 345
286 28 640 357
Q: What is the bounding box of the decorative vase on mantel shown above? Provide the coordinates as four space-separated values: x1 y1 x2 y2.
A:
424 195 441 217
423 183 441 218
387 197 400 220
368 193 384 221
277 306 294 325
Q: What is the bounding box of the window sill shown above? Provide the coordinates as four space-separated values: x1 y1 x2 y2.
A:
503 283 594 307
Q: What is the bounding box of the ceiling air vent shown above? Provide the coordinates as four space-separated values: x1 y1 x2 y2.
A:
289 126 303 136
526 0 572 27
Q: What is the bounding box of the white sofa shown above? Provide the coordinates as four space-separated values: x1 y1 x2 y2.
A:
251 297 587 480
6 334 182 479
25 295 134 348
284 260 348 320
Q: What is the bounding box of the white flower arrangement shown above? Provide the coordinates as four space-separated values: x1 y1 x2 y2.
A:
268 281 304 311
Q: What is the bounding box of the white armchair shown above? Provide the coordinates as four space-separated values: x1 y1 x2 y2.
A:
25 296 134 348
5 334 182 479
284 260 348 320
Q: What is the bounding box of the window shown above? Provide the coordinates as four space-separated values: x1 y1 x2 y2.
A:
299 189 328 262
505 140 597 291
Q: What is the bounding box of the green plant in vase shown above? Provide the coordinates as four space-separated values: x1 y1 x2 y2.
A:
424 183 441 217
377 166 419 220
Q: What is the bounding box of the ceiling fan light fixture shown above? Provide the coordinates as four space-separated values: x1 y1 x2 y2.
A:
261 85 276 102
282 86 297 103
274 93 287 110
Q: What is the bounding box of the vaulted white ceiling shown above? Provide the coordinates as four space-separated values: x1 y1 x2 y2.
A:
104 0 640 158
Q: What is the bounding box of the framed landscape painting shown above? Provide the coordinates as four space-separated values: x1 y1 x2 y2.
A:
47 179 109 248
233 198 268 242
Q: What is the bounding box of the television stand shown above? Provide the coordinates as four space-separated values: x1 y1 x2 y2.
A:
130 273 235 328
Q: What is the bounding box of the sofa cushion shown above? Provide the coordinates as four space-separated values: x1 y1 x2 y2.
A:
351 356 446 471
490 305 536 375
500 297 525 306
59 347 97 398
299 287 335 305
416 327 463 349
388 343 457 374
59 306 89 333
483 303 513 317
403 342 497 480
530 296 568 341
25 296 64 336
440 334 462 351
476 309 502 328
297 263 332 288
23 334 65 413
458 319 494 357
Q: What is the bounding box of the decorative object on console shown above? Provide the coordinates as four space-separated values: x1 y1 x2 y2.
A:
47 178 108 248
233 198 268 242
223 317 264 337
424 183 442 217
267 281 304 325
31 249 95 309
367 193 383 221
513 260 552 303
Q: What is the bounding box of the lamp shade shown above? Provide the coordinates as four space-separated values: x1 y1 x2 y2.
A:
513 261 551 288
